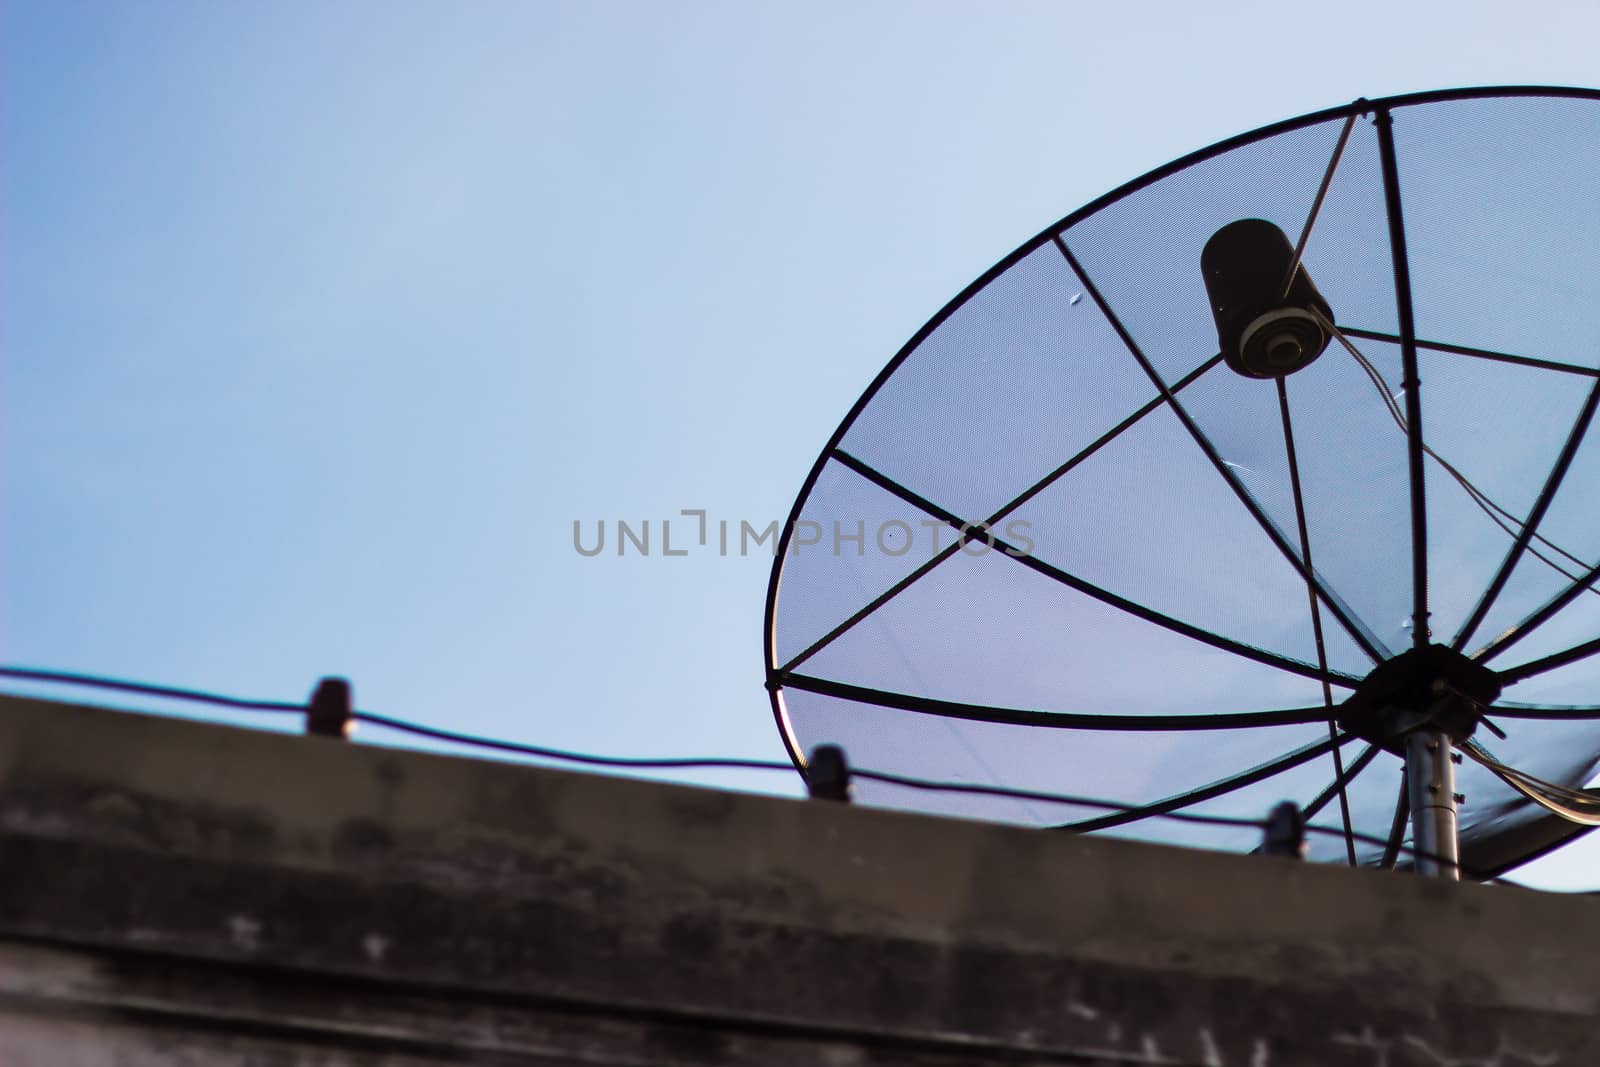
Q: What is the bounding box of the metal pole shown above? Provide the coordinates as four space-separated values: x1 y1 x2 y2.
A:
1405 729 1459 880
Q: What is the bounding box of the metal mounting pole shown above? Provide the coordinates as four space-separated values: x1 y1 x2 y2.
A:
1405 729 1459 880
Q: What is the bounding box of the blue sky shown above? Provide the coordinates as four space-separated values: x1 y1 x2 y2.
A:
5 2 1599 887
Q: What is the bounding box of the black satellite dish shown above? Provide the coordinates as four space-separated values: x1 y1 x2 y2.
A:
762 87 1600 880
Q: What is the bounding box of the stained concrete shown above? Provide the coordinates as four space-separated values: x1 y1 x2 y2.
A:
1 693 1596 1065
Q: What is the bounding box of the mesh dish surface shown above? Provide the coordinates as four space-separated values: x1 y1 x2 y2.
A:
764 88 1600 873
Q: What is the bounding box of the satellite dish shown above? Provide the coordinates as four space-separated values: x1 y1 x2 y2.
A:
762 87 1600 880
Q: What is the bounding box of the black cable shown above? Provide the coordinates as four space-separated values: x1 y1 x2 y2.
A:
353 712 794 772
0 667 304 714
1325 315 1600 600
0 665 1492 877
845 767 1265 832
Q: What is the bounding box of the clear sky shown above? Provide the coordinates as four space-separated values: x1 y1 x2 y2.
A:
5 1 1599 888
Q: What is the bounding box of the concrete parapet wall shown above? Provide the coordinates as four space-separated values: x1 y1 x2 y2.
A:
1 694 1596 1065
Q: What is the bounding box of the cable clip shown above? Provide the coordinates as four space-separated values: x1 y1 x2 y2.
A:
306 677 353 740
807 744 852 803
1261 801 1306 859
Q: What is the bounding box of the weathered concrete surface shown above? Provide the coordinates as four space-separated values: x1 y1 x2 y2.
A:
1 693 1597 1065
